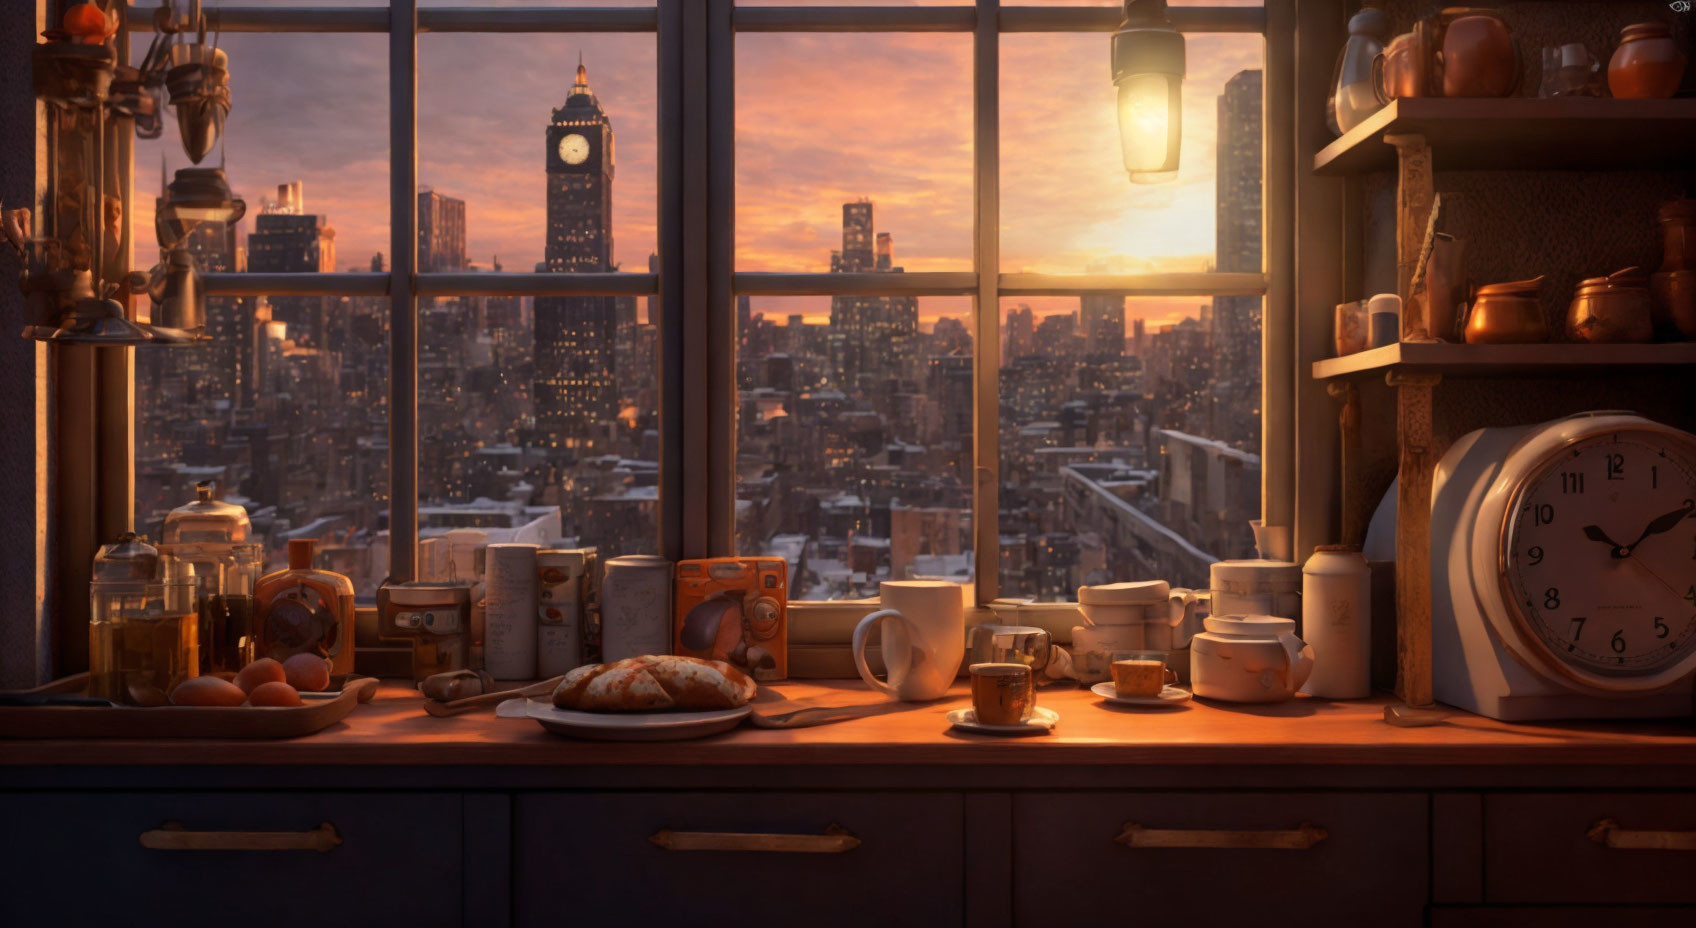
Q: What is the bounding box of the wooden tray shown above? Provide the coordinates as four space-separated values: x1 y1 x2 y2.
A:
0 674 379 739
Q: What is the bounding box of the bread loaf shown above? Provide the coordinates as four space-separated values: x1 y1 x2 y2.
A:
552 655 757 712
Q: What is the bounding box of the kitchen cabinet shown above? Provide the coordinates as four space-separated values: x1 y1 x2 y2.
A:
512 792 963 928
1483 793 1696 905
1012 792 1428 927
0 792 464 928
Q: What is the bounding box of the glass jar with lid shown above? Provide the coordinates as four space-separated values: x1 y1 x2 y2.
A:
90 538 199 705
160 482 263 673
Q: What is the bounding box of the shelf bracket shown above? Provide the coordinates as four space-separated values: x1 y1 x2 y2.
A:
1385 133 1434 341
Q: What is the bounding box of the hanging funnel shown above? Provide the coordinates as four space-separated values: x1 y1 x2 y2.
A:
166 44 230 164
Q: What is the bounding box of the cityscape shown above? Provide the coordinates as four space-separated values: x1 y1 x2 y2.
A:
135 61 1262 602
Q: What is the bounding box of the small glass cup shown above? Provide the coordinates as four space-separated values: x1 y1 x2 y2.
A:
969 662 1034 726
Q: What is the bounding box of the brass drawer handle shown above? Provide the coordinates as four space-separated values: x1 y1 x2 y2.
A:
140 821 342 852
1588 819 1696 851
649 823 861 853
1115 821 1328 850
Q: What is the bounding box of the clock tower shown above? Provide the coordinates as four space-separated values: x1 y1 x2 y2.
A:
536 57 620 448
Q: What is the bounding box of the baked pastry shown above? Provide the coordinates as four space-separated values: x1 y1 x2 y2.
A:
552 655 757 712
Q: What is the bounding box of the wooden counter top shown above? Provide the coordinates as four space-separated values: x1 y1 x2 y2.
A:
5 679 1696 768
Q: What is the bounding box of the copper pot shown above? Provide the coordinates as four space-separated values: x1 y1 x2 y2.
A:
1374 20 1440 102
1650 269 1696 339
1438 9 1519 98
1464 276 1546 344
1567 267 1653 343
1608 23 1687 99
1659 198 1696 273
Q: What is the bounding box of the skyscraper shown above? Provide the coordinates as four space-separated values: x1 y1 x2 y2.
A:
247 182 336 347
1080 293 1126 358
1209 69 1263 450
534 58 619 448
827 200 917 388
417 190 466 272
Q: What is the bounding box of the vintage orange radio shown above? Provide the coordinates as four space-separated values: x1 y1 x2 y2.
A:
674 557 787 682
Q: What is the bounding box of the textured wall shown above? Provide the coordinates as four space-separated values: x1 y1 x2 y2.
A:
0 1 52 688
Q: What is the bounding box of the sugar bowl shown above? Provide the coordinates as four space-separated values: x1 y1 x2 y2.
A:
1567 267 1653 344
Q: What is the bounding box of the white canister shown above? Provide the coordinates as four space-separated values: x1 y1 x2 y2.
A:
536 548 589 677
601 555 673 661
484 543 539 680
1190 615 1314 704
1207 559 1302 621
1301 545 1372 699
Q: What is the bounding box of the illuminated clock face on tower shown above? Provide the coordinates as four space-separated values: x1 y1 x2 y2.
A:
558 133 590 165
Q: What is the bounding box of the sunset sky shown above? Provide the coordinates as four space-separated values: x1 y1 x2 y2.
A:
130 1 1263 330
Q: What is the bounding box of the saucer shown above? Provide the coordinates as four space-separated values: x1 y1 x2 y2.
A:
946 705 1058 736
1090 681 1192 707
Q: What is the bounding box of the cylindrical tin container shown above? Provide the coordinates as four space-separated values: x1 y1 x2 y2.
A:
536 548 588 677
483 543 539 680
601 555 673 661
1301 545 1372 698
1207 559 1302 622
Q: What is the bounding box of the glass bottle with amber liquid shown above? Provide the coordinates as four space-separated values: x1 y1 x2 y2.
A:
255 538 356 675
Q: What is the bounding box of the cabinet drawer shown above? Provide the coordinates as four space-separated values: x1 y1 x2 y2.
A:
514 792 962 928
0 792 462 928
1433 906 1696 927
1012 792 1427 928
1485 793 1696 904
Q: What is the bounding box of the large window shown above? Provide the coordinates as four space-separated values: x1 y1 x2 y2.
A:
121 1 1275 612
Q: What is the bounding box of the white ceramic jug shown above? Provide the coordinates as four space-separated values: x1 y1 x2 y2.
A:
852 580 966 701
1190 615 1314 703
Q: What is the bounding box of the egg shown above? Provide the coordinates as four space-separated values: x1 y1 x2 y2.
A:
234 658 286 695
247 681 303 707
282 653 331 692
170 676 248 707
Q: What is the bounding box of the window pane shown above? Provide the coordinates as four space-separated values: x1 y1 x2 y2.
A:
1000 32 1263 275
736 290 974 600
996 294 1260 599
131 33 391 598
416 33 660 559
736 33 972 271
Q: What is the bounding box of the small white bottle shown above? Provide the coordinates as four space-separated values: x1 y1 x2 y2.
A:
1301 545 1372 699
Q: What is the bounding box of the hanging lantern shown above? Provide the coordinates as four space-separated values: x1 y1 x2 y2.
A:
1112 0 1186 184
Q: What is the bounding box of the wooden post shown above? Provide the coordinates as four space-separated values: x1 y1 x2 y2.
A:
1327 381 1361 542
1385 370 1444 725
1385 133 1434 341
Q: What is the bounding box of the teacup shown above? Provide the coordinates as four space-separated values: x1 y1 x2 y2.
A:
1111 652 1178 698
969 662 1034 725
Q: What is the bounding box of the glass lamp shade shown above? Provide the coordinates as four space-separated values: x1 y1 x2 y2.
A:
1111 0 1186 185
1116 71 1182 183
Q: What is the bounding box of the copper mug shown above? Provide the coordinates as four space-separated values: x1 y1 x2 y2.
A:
1374 22 1438 102
1465 276 1547 344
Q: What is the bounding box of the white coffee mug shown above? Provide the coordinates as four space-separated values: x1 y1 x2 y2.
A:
852 580 966 701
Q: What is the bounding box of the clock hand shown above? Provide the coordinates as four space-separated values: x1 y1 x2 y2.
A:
1618 499 1696 557
1582 523 1628 556
1624 555 1683 603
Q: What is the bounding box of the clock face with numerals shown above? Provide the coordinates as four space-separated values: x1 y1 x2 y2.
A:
1501 428 1696 680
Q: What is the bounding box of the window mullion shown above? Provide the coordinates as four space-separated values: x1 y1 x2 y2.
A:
388 0 419 581
972 0 1001 606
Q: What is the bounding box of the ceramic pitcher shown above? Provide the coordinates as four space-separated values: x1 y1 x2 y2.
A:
852 580 966 701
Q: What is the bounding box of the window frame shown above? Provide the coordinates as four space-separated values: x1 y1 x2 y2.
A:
114 1 1292 627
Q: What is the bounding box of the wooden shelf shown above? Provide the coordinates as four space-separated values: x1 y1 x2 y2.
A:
1313 97 1696 176
1312 341 1696 380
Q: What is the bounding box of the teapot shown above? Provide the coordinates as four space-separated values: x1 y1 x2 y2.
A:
1190 615 1314 704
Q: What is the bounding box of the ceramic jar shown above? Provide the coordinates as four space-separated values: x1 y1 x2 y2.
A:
1076 580 1201 682
1465 276 1547 344
1567 268 1653 344
1301 546 1372 699
1334 300 1367 356
1190 615 1314 704
1333 7 1392 132
1652 199 1696 340
1440 10 1518 97
1608 23 1687 99
1206 559 1302 622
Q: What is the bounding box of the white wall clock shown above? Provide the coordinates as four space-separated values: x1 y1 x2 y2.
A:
1432 411 1696 720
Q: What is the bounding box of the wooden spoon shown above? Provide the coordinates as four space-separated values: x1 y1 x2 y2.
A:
423 676 565 718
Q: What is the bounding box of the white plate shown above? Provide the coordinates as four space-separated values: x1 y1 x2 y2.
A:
1090 681 1192 707
946 705 1058 736
507 697 753 741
